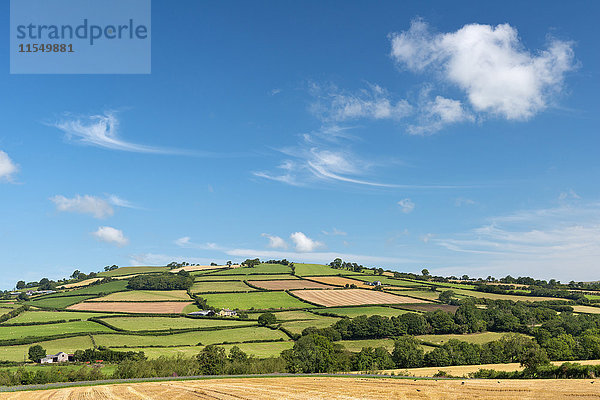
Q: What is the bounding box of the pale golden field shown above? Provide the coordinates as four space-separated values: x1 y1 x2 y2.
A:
87 290 191 302
292 289 427 307
1 377 599 399
249 279 334 290
57 278 102 288
67 301 192 313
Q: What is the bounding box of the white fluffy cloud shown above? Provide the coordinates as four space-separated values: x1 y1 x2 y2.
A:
408 95 473 135
390 19 575 120
290 232 324 252
0 151 18 182
51 195 114 219
261 233 288 249
398 198 415 213
92 226 129 247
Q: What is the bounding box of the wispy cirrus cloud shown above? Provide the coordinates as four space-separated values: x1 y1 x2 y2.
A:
174 236 223 251
398 198 415 213
322 228 347 236
0 151 18 182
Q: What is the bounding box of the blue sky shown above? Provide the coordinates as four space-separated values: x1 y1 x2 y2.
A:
1 0 599 288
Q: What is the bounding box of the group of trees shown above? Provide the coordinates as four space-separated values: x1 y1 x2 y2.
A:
241 258 261 268
329 258 364 273
127 271 194 290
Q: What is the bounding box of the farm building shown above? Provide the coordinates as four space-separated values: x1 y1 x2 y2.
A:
40 352 74 364
218 308 237 317
365 281 382 286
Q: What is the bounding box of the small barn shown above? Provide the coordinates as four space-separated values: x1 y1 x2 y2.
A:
40 352 74 364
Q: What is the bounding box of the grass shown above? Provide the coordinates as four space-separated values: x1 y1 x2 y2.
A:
2 311 122 324
317 306 414 318
90 290 191 302
211 263 292 275
294 264 361 276
97 316 255 331
572 305 600 314
190 281 256 293
350 276 428 288
246 310 324 321
0 336 94 362
28 295 96 309
415 331 520 345
201 291 314 310
98 266 170 277
0 320 113 341
585 294 600 300
385 289 441 301
93 326 288 347
65 280 129 295
195 274 298 281
452 288 559 302
279 316 340 335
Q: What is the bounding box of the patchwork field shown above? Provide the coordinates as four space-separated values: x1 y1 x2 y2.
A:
88 290 191 302
98 266 170 277
384 289 441 301
201 291 313 310
64 280 130 295
195 274 298 281
169 264 237 273
67 301 192 314
2 311 121 324
452 289 560 302
351 276 428 288
292 289 427 307
96 316 255 331
0 336 94 362
306 276 375 289
279 315 341 334
294 263 361 276
211 263 291 275
247 310 324 321
0 321 112 341
28 295 96 309
5 377 600 400
190 280 256 293
249 279 334 290
318 306 414 318
57 278 102 289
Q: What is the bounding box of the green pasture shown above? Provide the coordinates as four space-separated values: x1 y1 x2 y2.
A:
294 263 361 276
279 316 340 335
415 332 522 345
196 274 298 282
350 275 427 288
452 289 559 302
2 311 121 324
97 316 255 331
98 266 170 277
65 280 129 295
385 289 441 301
90 290 191 302
0 320 113 341
317 306 414 318
0 336 94 362
246 310 323 321
211 263 292 275
201 291 314 310
27 295 96 309
190 281 256 293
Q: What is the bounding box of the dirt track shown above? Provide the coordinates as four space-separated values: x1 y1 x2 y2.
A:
1 377 599 399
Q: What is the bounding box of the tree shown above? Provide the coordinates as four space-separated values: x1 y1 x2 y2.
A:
28 345 46 363
197 345 227 375
258 312 277 326
227 261 232 267
392 336 424 368
421 268 430 277
438 290 455 304
281 334 349 373
16 281 25 289
242 258 260 268
228 346 249 363
71 270 81 279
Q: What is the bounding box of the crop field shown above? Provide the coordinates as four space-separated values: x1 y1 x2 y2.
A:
6 376 599 400
96 316 255 331
452 289 559 302
28 295 96 309
67 301 192 314
64 280 129 295
93 326 288 348
88 290 191 302
98 266 170 277
58 278 102 288
416 332 518 345
279 315 341 334
395 303 458 313
2 311 121 324
211 263 291 275
195 274 298 281
190 280 256 293
318 306 413 318
572 305 600 314
0 336 94 362
305 276 376 289
0 320 112 341
201 291 314 310
294 263 361 276
292 289 427 307
248 279 334 290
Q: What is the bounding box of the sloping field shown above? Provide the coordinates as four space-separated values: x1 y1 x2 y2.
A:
2 311 121 324
211 263 291 275
249 279 334 290
191 281 256 293
28 295 96 309
0 321 112 340
65 280 129 295
292 289 427 307
97 316 254 331
453 289 559 302
88 290 191 302
294 263 361 276
4 376 600 399
169 265 238 273
0 336 94 362
416 332 517 345
201 291 313 310
115 341 294 359
67 301 191 314
320 306 413 318
279 315 340 334
196 274 298 281
57 278 102 289
572 305 600 314
385 289 443 301
98 266 170 277
306 276 376 289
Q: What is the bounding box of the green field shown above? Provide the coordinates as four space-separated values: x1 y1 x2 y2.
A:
196 274 298 282
385 289 441 301
294 263 361 276
279 316 340 335
247 310 324 321
452 289 559 302
93 326 288 347
201 291 314 310
2 311 121 324
65 280 129 295
0 321 113 341
190 281 256 293
0 336 95 362
585 294 600 300
113 341 295 359
90 290 191 302
416 332 518 345
350 275 427 288
27 295 96 309
98 266 170 277
211 263 292 275
317 306 414 318
97 316 255 331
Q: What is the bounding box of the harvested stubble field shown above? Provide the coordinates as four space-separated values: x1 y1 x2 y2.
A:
292 289 427 307
88 290 191 302
572 305 600 314
248 279 334 290
3 377 600 399
67 301 192 314
306 276 377 289
57 277 102 288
